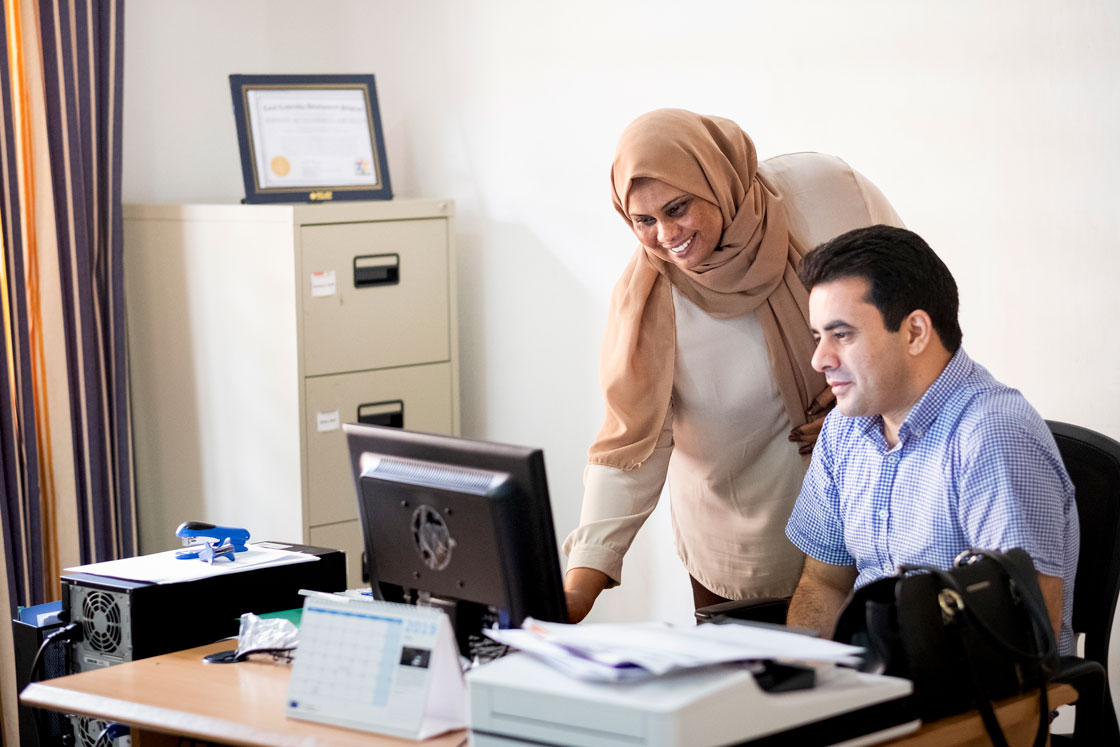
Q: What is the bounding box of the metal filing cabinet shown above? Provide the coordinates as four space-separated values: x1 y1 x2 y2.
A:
124 200 459 587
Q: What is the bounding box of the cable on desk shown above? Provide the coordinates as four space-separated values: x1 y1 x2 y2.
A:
29 622 80 683
94 721 129 746
30 622 81 747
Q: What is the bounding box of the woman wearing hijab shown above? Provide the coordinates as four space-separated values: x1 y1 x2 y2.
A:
563 109 903 622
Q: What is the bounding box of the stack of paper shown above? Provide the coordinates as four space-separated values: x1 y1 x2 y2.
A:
63 542 318 585
485 618 863 682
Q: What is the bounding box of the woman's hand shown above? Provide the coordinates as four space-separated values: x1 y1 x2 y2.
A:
789 389 837 455
563 567 610 623
807 387 836 418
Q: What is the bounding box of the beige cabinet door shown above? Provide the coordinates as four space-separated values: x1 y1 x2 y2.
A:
303 362 455 527
299 218 450 376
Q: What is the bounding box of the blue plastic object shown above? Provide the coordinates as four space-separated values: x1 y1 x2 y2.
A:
17 600 62 626
174 521 250 560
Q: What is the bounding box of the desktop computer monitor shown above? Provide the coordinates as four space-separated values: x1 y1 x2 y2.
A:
344 423 568 651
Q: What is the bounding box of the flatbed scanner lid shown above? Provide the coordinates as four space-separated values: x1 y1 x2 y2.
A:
467 653 917 747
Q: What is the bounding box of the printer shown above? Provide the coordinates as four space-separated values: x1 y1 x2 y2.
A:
467 653 918 747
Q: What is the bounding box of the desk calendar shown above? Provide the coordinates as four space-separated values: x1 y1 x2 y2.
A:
285 594 466 739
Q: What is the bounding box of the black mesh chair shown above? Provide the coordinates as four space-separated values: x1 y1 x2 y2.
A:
1045 420 1120 746
694 596 789 625
695 420 1120 744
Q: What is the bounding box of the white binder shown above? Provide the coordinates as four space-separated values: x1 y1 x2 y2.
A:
286 594 466 739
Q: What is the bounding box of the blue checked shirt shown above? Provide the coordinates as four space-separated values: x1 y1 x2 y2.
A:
786 348 1079 655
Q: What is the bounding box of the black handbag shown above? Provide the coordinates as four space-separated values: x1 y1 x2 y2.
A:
832 548 1059 747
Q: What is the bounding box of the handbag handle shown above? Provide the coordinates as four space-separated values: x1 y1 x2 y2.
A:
940 596 1051 747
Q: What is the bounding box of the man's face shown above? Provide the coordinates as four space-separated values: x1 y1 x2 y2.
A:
808 276 914 424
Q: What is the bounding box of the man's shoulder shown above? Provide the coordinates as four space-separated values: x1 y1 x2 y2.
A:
939 362 1052 450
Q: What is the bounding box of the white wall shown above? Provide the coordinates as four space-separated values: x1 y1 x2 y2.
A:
123 0 1120 626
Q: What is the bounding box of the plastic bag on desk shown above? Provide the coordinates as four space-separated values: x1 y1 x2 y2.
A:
234 612 299 662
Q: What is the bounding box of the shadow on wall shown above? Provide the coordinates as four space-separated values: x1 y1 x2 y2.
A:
455 218 606 552
125 221 204 553
126 217 304 555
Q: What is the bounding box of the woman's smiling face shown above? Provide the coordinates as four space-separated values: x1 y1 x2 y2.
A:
626 177 724 271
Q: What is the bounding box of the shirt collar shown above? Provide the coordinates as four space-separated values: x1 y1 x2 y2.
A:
848 347 973 448
895 347 973 443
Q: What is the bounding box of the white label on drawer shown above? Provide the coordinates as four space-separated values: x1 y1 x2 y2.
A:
310 270 337 297
316 410 341 432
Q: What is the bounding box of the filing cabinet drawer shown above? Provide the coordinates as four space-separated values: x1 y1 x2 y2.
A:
300 218 450 376
304 362 455 526
309 520 366 590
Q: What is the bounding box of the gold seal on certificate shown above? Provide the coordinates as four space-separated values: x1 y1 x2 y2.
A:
270 155 291 177
230 75 393 204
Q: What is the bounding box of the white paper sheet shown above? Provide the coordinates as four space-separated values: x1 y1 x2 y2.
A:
64 543 318 584
485 618 864 682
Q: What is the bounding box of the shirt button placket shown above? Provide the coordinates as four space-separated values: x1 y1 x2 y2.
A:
878 451 900 570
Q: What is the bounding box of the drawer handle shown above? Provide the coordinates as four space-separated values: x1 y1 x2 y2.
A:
357 399 404 429
353 253 399 288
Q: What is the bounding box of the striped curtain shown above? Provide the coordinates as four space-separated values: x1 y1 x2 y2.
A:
1 0 132 740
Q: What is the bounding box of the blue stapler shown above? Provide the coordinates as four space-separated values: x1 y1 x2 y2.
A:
174 521 251 563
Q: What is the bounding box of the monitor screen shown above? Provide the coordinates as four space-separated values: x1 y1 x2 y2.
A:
344 423 568 651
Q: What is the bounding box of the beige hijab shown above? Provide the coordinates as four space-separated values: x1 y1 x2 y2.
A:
588 109 826 470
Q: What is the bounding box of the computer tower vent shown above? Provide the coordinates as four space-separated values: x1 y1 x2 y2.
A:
68 585 133 669
81 590 124 653
366 455 500 494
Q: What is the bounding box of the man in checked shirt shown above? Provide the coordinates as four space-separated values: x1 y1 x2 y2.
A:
783 224 1079 655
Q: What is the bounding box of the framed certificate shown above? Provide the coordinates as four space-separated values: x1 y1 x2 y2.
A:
229 74 393 203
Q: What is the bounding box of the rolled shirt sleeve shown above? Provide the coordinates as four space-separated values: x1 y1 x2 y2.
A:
785 415 855 567
563 409 674 586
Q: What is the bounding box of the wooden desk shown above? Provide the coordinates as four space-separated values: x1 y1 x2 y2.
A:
885 683 1076 747
20 641 466 747
21 641 1075 747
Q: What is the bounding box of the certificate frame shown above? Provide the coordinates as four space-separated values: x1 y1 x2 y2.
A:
229 74 393 204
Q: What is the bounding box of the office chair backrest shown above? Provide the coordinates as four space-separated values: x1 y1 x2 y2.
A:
1047 421 1120 746
1046 420 1120 668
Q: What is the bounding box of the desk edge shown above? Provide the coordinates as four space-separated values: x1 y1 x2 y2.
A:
21 683 309 747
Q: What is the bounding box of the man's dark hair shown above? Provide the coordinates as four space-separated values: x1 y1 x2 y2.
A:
798 225 962 352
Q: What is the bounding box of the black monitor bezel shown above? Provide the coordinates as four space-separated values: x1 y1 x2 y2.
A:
344 423 568 630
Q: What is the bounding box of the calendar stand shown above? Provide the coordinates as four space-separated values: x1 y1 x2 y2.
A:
286 594 466 739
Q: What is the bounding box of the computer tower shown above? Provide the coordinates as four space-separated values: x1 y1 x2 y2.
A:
62 542 345 672
13 602 70 747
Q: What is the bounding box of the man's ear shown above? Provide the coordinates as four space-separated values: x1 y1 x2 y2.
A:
905 310 934 355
